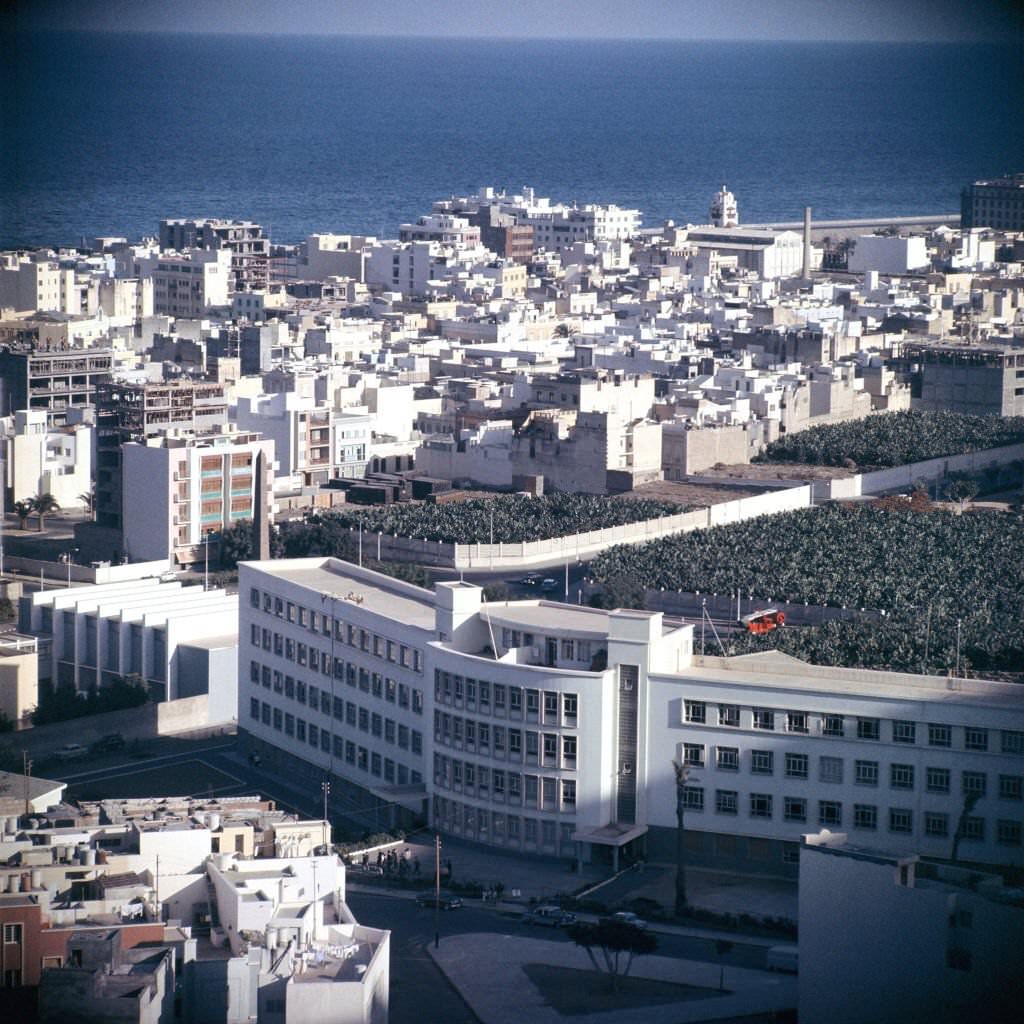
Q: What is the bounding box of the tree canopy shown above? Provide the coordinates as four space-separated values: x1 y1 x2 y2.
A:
566 919 658 991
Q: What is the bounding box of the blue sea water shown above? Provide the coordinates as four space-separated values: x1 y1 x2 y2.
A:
2 32 1023 248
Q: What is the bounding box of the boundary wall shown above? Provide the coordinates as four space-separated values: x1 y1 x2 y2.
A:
2 556 170 586
814 442 1024 501
337 484 813 571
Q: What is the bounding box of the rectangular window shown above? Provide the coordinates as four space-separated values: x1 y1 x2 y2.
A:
963 817 985 842
962 771 987 797
684 700 706 724
250 697 259 720
819 801 842 827
819 756 843 784
683 786 704 811
890 764 915 790
889 808 913 833
751 750 774 775
716 746 739 772
718 704 740 727
857 718 880 741
716 789 738 815
787 711 808 734
964 727 988 752
750 793 773 818
927 767 951 793
999 775 1022 801
822 714 844 737
929 723 951 747
784 753 808 779
562 780 576 807
753 708 775 731
893 720 916 744
924 812 948 837
854 804 877 830
997 820 1022 846
683 743 704 768
855 760 878 786
1002 731 1024 755
784 797 807 822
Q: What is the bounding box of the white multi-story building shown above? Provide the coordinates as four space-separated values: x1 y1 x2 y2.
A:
121 428 275 568
799 830 1023 1024
1 408 93 509
136 249 231 318
238 560 1024 874
0 255 79 315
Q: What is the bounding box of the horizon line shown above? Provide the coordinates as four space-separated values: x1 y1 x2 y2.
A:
6 28 1015 45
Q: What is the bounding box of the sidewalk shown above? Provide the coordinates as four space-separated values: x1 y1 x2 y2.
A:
427 932 797 1024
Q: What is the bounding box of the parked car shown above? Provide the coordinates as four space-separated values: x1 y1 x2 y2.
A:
540 578 558 592
519 573 542 586
523 905 577 928
53 743 88 761
603 911 648 930
415 890 462 910
92 733 125 753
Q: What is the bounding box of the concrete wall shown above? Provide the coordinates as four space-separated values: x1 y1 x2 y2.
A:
340 485 813 571
3 556 170 586
11 694 219 762
815 441 1024 501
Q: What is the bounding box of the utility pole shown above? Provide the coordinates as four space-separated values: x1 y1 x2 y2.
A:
434 834 442 949
22 750 32 817
204 532 209 592
955 618 962 677
321 780 330 827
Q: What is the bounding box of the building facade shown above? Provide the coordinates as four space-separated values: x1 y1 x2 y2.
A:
238 561 1024 875
960 173 1024 231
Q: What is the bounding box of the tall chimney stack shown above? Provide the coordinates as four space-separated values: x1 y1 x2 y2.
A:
802 206 812 280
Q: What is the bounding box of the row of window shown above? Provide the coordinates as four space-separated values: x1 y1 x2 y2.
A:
432 796 578 852
682 745 1022 799
682 700 1021 753
434 670 578 725
249 586 423 673
432 754 577 812
250 657 423 715
250 699 423 779
681 787 1022 844
434 712 578 768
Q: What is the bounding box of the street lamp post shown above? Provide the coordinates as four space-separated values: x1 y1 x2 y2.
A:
321 780 330 829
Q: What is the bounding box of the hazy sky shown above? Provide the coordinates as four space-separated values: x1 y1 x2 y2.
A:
9 0 1024 43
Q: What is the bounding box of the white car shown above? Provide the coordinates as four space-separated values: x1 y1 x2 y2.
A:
53 743 88 761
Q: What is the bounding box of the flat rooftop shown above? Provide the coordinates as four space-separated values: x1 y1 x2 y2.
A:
249 557 436 633
485 601 610 636
679 650 1024 709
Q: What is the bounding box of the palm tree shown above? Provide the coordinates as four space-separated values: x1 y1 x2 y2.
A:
12 499 33 531
29 492 60 532
673 760 690 915
78 488 95 520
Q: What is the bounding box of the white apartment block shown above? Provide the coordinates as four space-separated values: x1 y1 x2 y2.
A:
237 392 334 487
137 249 231 318
0 256 79 315
1 408 93 509
238 560 1024 875
121 429 275 568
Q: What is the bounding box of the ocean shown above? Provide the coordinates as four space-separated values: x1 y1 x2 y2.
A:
2 32 1023 248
